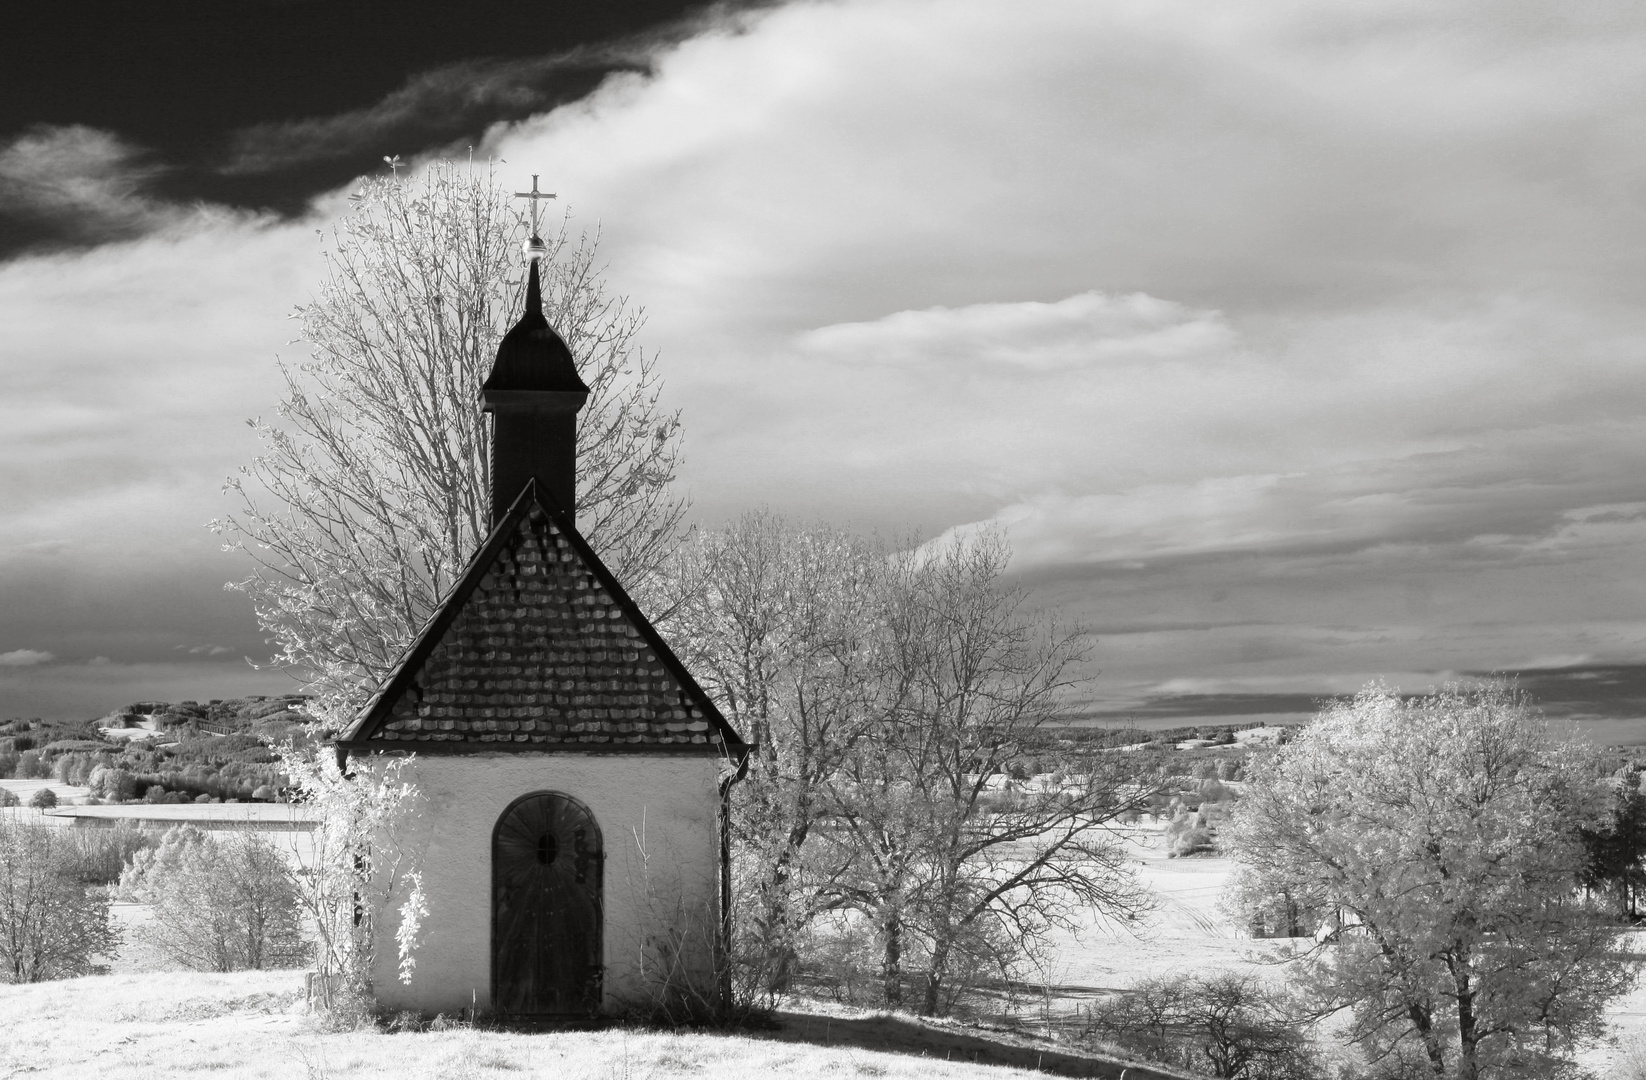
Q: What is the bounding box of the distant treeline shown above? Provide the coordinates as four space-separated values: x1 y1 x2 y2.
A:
1028 720 1293 751
0 695 317 803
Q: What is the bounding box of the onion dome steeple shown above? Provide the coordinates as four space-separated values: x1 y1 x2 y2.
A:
481 175 588 525
482 260 589 395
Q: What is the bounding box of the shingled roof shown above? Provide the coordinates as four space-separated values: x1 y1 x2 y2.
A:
336 481 744 758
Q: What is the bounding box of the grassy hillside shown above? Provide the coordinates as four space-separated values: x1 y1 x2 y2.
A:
0 970 1196 1080
0 696 316 803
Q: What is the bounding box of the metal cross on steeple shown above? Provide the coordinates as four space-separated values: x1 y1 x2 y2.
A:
513 174 557 236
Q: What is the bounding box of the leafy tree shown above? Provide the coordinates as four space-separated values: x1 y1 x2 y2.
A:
215 159 684 715
28 788 56 809
1579 779 1646 919
86 766 136 802
0 818 120 982
1227 684 1633 1080
124 826 307 971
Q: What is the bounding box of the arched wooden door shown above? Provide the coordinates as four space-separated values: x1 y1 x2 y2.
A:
491 792 603 1017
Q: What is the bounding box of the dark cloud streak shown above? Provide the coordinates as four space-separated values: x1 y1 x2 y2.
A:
0 125 171 245
218 54 639 178
0 0 774 255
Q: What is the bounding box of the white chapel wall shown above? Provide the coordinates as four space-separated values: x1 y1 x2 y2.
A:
368 751 725 1017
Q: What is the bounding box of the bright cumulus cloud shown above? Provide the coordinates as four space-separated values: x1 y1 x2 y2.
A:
0 649 55 667
3 0 1646 718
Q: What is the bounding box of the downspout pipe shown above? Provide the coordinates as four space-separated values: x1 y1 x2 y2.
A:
717 740 755 1013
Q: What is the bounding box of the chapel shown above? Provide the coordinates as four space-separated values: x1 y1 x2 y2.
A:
333 234 748 1020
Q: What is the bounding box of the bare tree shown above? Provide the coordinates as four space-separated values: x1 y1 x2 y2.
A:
664 521 1153 1015
827 530 1155 1015
214 159 685 714
657 510 884 1003
1228 684 1635 1080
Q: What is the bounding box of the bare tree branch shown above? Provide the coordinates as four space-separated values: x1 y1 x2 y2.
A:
211 160 686 715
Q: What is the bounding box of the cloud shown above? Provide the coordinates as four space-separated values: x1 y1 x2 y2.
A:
0 202 322 547
0 649 55 667
485 0 1646 330
475 0 1646 535
221 59 579 176
0 125 172 239
218 5 759 177
6 0 1646 715
796 292 1235 372
940 447 1646 573
662 283 1646 574
436 0 1640 732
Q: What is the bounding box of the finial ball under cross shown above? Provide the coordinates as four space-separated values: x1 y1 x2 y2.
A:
514 174 557 262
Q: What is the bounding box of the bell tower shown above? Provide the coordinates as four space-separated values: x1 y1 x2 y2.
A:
481 177 588 524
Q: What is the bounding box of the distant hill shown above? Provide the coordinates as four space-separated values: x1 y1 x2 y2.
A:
107 695 313 740
0 695 319 803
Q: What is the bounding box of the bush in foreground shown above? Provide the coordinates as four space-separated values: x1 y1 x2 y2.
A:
0 818 120 982
123 825 308 971
1082 972 1319 1079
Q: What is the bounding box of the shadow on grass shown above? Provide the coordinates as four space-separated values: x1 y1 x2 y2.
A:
757 1008 1195 1079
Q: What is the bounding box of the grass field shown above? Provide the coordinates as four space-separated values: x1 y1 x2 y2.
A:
0 778 90 805
1036 824 1646 1078
1032 826 1278 996
6 788 1645 1076
0 968 1205 1080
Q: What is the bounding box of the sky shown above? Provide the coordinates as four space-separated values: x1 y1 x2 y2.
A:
1 0 1644 737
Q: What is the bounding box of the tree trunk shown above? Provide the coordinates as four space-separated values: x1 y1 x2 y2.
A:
755 852 798 995
921 938 951 1016
880 912 903 1007
1407 1001 1447 1077
1454 970 1479 1080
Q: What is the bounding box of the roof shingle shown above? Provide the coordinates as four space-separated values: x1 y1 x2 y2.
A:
337 482 743 755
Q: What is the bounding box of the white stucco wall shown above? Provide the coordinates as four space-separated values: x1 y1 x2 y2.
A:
366 752 725 1017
